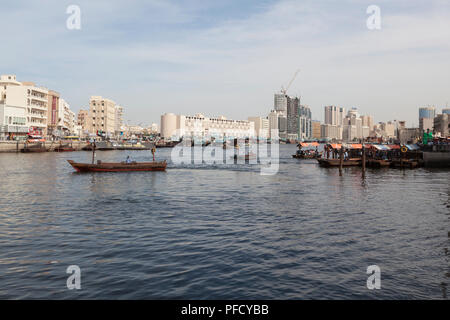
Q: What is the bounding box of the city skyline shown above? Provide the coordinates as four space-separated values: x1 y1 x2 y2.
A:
1 1 449 126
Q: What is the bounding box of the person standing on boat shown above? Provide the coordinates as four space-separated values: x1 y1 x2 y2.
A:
126 156 132 164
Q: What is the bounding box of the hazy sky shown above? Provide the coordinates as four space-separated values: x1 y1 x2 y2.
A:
1 0 449 127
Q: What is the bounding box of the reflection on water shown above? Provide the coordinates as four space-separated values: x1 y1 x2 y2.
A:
0 145 449 299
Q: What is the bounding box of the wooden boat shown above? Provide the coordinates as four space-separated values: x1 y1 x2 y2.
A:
54 144 76 152
67 160 167 172
390 159 420 169
21 143 48 153
317 158 361 167
366 159 391 168
292 151 321 159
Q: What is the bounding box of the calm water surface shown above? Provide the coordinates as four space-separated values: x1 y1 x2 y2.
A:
0 145 449 299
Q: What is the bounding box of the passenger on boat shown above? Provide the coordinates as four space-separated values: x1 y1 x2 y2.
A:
126 156 132 164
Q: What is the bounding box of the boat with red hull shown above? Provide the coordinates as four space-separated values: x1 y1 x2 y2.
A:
67 160 167 172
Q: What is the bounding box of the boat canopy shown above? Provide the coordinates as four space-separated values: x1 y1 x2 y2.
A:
387 145 401 150
371 144 390 150
405 144 420 151
300 142 319 147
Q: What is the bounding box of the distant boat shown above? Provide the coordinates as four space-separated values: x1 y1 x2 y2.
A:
67 160 167 172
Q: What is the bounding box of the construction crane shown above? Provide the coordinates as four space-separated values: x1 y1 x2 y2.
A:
281 69 300 95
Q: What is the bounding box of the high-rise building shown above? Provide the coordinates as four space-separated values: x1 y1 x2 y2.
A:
298 105 312 140
311 120 321 140
324 106 345 126
89 96 116 137
287 96 299 138
274 93 288 116
419 106 436 120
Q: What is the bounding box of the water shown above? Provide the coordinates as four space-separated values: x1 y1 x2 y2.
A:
0 145 449 299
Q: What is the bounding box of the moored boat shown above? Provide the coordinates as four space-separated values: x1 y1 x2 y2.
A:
21 143 48 153
54 143 76 152
67 160 167 172
366 159 391 168
317 158 361 167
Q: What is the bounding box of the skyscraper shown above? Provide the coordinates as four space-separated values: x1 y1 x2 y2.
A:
274 93 288 116
419 106 436 120
287 96 299 137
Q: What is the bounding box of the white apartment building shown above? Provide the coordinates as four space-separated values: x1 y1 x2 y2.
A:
55 98 75 136
0 75 48 138
161 113 255 141
320 124 342 141
248 116 269 139
115 105 124 135
89 96 116 137
324 106 346 126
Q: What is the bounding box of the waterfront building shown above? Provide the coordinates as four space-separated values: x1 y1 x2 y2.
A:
311 120 321 140
248 116 269 139
442 108 450 115
89 96 117 137
77 109 91 137
433 113 449 138
115 105 124 136
0 75 48 137
46 90 60 137
53 98 73 136
161 113 254 141
419 117 434 132
398 127 421 144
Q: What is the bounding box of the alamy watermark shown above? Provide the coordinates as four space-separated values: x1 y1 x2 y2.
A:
66 265 81 290
366 5 381 30
66 5 81 30
169 129 279 175
366 265 381 289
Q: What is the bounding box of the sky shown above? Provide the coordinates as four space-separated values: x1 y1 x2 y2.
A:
1 0 449 127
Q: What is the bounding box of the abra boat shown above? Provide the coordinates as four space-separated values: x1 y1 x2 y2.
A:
54 144 76 152
67 160 167 172
21 143 48 153
366 159 391 168
317 158 361 167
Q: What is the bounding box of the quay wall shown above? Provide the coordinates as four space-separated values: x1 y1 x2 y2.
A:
0 141 89 153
